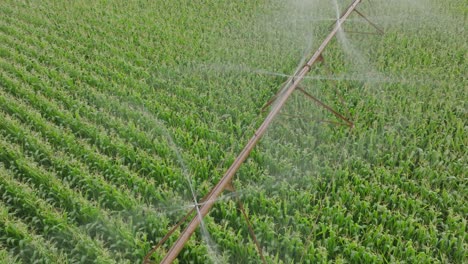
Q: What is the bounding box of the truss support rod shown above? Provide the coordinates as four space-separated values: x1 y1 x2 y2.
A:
159 1 363 262
143 208 195 264
354 8 384 34
296 87 354 128
228 184 267 264
328 0 356 30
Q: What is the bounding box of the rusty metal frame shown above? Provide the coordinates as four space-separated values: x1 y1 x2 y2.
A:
296 87 354 128
144 0 384 262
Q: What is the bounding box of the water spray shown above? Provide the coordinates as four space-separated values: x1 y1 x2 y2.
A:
144 0 383 262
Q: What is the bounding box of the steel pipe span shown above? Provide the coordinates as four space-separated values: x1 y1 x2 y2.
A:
160 0 362 262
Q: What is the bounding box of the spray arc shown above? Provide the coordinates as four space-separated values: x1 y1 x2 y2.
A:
145 0 383 262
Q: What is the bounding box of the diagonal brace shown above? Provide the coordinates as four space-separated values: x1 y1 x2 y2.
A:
353 8 384 35
228 184 267 264
296 87 354 128
158 1 364 262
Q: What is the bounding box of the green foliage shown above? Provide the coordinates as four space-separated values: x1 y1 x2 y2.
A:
0 0 466 263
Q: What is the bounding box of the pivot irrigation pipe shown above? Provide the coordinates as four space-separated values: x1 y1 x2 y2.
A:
158 0 364 262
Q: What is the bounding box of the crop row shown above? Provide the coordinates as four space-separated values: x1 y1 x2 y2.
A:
0 31 240 194
0 29 227 165
0 82 181 207
0 106 136 211
0 39 269 196
260 114 466 218
0 165 116 263
206 150 464 263
0 11 252 147
0 80 243 261
0 64 269 255
0 11 273 186
1 0 466 263
0 90 195 253
0 200 66 263
0 68 190 191
0 135 172 261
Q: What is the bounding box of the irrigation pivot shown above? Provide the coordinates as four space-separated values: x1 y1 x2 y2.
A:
147 0 382 262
